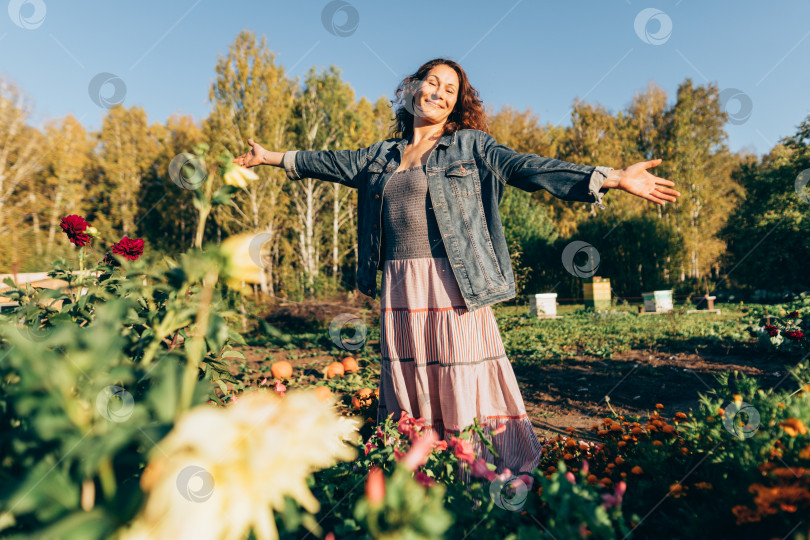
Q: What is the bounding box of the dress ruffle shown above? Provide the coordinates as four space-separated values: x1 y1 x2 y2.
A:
377 256 543 477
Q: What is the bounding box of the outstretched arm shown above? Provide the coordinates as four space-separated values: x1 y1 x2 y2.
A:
478 131 681 207
602 158 681 205
233 138 374 190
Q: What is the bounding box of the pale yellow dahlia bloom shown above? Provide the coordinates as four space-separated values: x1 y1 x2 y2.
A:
117 389 362 540
219 232 265 290
223 164 259 189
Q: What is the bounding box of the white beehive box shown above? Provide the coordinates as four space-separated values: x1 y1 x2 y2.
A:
642 290 673 313
529 293 559 318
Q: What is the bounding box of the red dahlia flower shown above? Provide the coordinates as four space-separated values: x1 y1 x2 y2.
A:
787 310 800 319
764 324 779 337
110 236 144 261
60 215 92 246
785 330 805 341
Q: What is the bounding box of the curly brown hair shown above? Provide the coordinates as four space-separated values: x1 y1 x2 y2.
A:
387 58 490 140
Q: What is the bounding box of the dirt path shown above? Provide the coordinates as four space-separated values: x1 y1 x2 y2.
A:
517 349 792 441
232 341 795 442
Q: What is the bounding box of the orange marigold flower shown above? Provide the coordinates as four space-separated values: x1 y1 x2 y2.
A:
655 403 664 409
777 403 786 409
717 408 725 416
675 412 688 420
653 440 663 446
662 424 675 434
680 447 689 455
615 456 625 465
732 505 761 525
694 482 713 490
620 472 627 478
631 427 643 435
579 443 589 452
618 441 627 448
631 466 644 475
587 474 598 485
563 453 575 460
598 430 609 436
733 394 743 407
779 418 808 437
565 437 577 448
706 416 715 422
799 445 810 460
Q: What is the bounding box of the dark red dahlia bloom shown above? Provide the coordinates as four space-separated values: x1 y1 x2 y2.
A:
764 324 779 337
60 215 92 247
785 330 805 341
787 310 800 319
110 236 144 261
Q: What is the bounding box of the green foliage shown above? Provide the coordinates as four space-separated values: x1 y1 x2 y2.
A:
0 249 245 536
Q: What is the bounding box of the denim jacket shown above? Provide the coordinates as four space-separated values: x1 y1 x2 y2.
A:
282 128 613 312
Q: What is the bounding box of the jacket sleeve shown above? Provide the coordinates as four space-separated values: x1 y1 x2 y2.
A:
477 131 612 209
282 144 377 190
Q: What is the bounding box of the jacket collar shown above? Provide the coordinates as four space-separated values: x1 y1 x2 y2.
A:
395 129 457 152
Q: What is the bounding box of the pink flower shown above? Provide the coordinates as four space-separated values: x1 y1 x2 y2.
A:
601 480 626 509
518 474 534 491
401 431 439 471
449 436 476 463
397 410 427 441
366 466 385 506
565 471 576 484
414 471 435 488
581 458 590 476
364 441 374 456
494 468 513 483
492 424 507 436
274 380 286 396
259 377 268 386
470 458 496 481
433 439 448 452
394 448 405 462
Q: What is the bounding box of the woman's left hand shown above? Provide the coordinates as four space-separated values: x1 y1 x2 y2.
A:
609 158 681 205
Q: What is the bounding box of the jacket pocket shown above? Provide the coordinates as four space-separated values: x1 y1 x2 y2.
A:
445 161 479 198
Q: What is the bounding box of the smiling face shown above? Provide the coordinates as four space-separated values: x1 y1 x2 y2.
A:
414 64 459 126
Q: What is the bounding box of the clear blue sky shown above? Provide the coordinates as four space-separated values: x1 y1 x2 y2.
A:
1 1 808 158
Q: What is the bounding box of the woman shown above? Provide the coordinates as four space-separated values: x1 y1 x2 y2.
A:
234 58 681 479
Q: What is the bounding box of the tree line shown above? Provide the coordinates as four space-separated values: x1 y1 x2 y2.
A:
1 30 807 301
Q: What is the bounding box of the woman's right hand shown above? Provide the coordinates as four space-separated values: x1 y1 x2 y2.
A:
233 138 267 168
